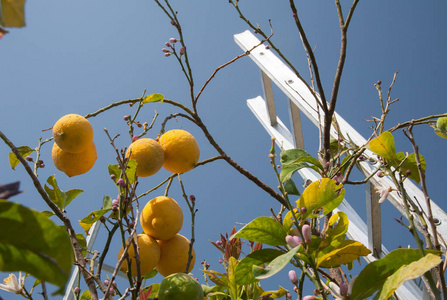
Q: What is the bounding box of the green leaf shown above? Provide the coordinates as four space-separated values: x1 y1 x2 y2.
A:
79 290 91 300
76 233 87 256
0 0 26 28
202 270 229 287
350 248 441 300
296 178 345 219
325 211 349 243
228 257 238 300
284 179 300 196
279 149 322 182
79 209 110 235
393 152 426 184
230 216 287 247
108 164 120 183
102 195 112 210
142 268 158 279
368 132 397 161
8 146 34 170
375 253 442 300
235 249 283 285
316 240 371 268
261 286 288 299
144 283 160 298
143 93 164 103
126 159 138 185
253 246 301 280
0 200 73 291
44 175 83 211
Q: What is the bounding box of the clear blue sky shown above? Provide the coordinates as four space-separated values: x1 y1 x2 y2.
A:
1 1 447 299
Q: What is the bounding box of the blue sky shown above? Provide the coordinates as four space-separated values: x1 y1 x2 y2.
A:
1 1 447 299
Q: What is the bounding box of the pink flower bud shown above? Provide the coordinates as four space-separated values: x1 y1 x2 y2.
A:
74 287 80 295
165 42 170 47
25 156 33 162
132 136 139 142
164 52 171 57
110 174 116 180
377 80 382 85
179 47 186 55
40 163 45 168
216 240 222 246
117 178 125 187
104 280 110 286
162 48 170 53
302 224 311 244
189 195 196 202
293 13 297 18
285 235 302 248
169 38 177 44
112 199 119 206
123 115 129 121
302 296 317 300
170 20 176 26
288 270 298 285
265 45 271 50
340 282 348 296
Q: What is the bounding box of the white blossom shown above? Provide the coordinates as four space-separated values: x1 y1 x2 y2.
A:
0 272 24 294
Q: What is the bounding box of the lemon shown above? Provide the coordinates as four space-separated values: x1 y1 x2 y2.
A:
159 130 200 174
435 116 447 138
117 234 160 277
156 234 195 277
52 114 93 153
52 142 97 177
125 138 164 177
140 196 183 241
158 273 204 300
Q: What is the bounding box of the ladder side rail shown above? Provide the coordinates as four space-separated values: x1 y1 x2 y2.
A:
247 96 422 299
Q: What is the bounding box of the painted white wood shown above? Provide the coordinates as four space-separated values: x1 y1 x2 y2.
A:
366 181 382 258
288 99 305 149
247 95 423 299
261 70 277 126
236 29 447 248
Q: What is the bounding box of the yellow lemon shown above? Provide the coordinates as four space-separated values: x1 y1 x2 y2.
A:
158 130 200 174
125 138 164 177
141 196 183 241
156 234 195 277
52 142 97 177
52 114 93 153
118 234 160 277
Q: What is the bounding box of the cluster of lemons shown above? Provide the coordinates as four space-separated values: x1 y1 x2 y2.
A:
118 196 195 277
51 113 200 278
52 114 97 177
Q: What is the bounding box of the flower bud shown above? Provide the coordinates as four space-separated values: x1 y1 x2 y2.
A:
302 224 311 244
216 240 222 246
219 259 223 264
302 296 317 300
340 282 348 296
112 199 119 206
189 195 196 202
112 205 118 212
162 48 170 53
165 42 170 47
169 38 177 44
377 80 382 85
40 163 45 168
377 171 385 178
179 47 186 55
300 206 307 214
405 169 411 176
132 135 139 142
123 115 129 121
170 20 176 26
265 45 271 50
164 52 171 57
104 279 110 286
292 13 297 18
25 156 33 162
285 235 302 248
117 178 125 187
74 287 80 295
288 270 298 285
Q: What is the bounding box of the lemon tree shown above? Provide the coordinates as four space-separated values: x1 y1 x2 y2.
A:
159 129 200 174
140 196 183 241
52 114 94 153
158 273 204 300
125 138 164 177
52 142 97 177
156 234 195 277
117 234 160 277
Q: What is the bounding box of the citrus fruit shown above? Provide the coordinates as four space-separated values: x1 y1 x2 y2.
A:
156 234 195 277
435 116 447 138
158 129 200 174
125 138 164 177
140 196 183 241
52 142 97 177
158 273 204 300
52 114 93 153
117 234 160 277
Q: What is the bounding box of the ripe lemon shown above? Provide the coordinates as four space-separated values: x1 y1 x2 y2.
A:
158 273 204 300
158 130 200 174
52 142 97 177
117 234 160 277
125 138 164 177
156 234 195 277
140 196 183 241
52 114 93 153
